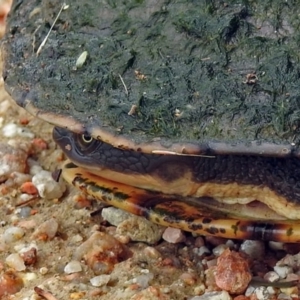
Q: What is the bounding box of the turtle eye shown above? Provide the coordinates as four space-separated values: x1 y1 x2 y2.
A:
81 134 93 144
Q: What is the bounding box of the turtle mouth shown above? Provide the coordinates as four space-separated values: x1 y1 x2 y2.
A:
53 126 300 221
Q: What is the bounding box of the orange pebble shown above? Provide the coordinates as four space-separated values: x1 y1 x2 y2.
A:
32 138 48 150
19 117 30 125
20 182 38 195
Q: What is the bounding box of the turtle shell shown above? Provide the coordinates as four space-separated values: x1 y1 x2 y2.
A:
4 0 300 156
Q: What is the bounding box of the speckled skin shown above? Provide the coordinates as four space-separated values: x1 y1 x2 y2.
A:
62 160 300 243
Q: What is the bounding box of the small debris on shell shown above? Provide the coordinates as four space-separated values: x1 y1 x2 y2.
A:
75 50 88 69
128 104 137 116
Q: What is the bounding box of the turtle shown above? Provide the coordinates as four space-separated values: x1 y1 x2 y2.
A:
4 0 300 242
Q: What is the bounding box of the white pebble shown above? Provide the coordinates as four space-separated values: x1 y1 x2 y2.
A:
2 123 34 138
133 273 154 289
32 170 66 199
255 286 270 300
198 246 210 256
39 267 48 275
6 253 26 271
101 207 131 226
245 285 256 297
240 240 265 259
274 265 293 279
212 244 228 256
264 271 280 282
22 272 38 284
3 226 25 243
64 260 82 274
90 274 111 287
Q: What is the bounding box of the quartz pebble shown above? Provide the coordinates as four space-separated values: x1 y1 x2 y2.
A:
5 253 26 271
255 286 270 300
32 170 66 199
3 226 25 243
102 207 132 226
133 273 154 288
162 227 186 243
64 260 82 274
31 218 58 240
264 271 280 282
90 274 111 287
2 123 34 138
116 216 163 244
274 265 293 279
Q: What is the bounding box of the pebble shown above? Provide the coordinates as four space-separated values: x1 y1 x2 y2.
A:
116 215 163 244
264 271 280 282
2 123 34 138
64 260 82 274
269 241 285 251
194 236 205 247
0 270 24 298
32 170 66 199
3 226 25 243
215 249 252 294
240 240 265 260
31 218 58 240
90 274 111 287
133 273 154 288
274 265 293 279
255 286 270 300
101 207 132 226
74 231 131 275
0 143 27 181
20 247 37 266
162 227 186 243
39 267 48 275
5 253 26 271
193 246 210 256
212 244 228 256
130 286 170 300
190 291 231 300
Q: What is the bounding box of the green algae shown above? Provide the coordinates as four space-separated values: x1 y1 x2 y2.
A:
4 0 300 147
